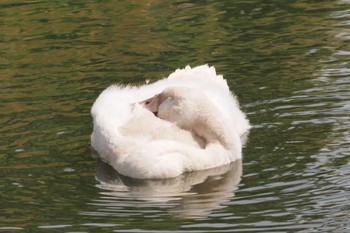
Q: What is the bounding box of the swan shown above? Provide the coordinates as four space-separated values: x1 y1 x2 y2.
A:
91 65 250 179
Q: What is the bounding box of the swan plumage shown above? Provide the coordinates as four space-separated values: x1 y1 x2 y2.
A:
91 65 250 179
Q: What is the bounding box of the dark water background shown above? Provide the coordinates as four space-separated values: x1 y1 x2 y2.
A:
1 0 349 232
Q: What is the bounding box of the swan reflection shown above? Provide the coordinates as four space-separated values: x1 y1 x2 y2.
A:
94 158 242 218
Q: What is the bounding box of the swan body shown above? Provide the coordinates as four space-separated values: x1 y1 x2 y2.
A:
91 65 250 179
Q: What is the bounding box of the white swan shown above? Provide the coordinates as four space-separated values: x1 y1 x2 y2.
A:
91 65 250 179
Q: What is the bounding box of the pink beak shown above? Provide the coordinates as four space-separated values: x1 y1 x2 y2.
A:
139 95 160 116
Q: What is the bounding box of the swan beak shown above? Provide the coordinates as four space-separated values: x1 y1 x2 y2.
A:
139 95 160 116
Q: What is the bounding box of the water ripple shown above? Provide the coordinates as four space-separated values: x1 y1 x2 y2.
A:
1 0 350 232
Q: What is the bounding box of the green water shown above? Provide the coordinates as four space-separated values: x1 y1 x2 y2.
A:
1 0 349 232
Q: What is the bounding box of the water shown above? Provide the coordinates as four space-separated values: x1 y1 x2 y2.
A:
1 0 349 232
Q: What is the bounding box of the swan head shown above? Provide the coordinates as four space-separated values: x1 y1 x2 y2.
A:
140 87 208 128
140 86 242 152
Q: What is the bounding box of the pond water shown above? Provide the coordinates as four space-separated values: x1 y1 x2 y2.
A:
1 0 349 232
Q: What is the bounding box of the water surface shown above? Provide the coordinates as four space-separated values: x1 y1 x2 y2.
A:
1 0 349 232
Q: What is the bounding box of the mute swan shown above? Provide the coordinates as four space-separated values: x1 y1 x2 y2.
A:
91 65 250 179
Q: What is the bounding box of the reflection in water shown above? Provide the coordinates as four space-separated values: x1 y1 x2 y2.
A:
93 158 242 218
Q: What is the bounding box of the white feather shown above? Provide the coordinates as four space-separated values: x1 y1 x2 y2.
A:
91 65 250 179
